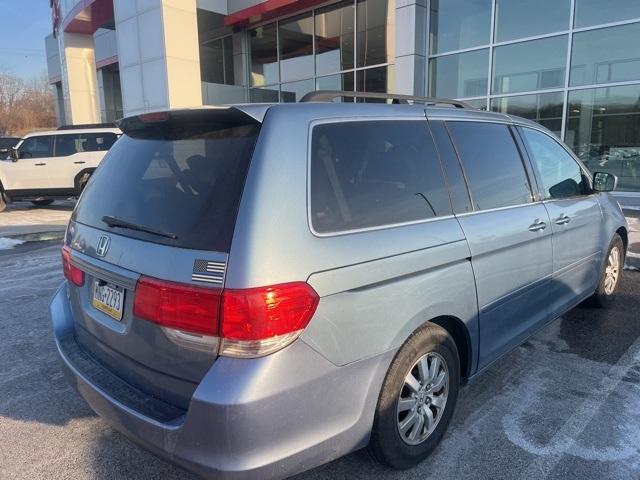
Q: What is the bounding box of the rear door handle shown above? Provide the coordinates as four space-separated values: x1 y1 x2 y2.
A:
35 163 46 166
555 214 571 225
528 219 547 232
74 161 86 164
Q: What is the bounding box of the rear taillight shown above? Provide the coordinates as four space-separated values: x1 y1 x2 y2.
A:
220 282 319 357
132 277 319 358
133 277 221 336
61 245 84 286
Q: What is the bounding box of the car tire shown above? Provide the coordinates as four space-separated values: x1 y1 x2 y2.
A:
31 199 54 207
369 323 460 469
588 233 625 308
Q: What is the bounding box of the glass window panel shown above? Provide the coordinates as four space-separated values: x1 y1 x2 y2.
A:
463 98 488 110
495 0 570 42
356 0 395 68
317 72 355 102
281 79 315 103
199 38 225 84
315 2 355 76
491 92 564 136
566 85 640 192
492 36 567 94
447 122 533 210
356 65 396 101
570 23 640 87
575 0 640 28
249 86 279 102
18 136 53 158
310 121 452 234
249 24 278 87
521 128 588 199
223 36 234 84
429 0 491 54
279 13 314 82
429 49 489 98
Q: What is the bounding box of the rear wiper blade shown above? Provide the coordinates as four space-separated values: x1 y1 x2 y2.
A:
101 215 178 240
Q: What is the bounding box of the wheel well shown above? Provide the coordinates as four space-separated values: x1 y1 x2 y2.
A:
617 226 628 252
429 316 472 379
74 168 96 195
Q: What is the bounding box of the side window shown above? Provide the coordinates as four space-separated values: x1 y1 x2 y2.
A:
520 127 588 199
54 135 80 157
18 136 53 159
310 120 452 234
78 133 118 152
447 122 532 210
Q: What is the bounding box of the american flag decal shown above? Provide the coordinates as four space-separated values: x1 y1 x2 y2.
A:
192 260 225 285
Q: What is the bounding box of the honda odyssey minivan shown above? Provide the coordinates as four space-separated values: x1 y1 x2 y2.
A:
50 92 628 479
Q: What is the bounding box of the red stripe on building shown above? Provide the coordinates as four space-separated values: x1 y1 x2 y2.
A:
225 0 329 27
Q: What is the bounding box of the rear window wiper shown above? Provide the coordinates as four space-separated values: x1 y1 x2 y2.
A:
102 215 178 240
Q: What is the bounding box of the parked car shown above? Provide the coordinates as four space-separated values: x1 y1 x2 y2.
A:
0 127 120 211
50 92 628 480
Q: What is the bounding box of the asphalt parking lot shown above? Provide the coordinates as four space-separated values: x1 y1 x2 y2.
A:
0 203 639 480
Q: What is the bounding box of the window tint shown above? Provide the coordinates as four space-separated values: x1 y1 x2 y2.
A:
18 136 53 158
73 122 260 252
447 122 532 210
310 121 451 234
55 133 118 156
429 121 473 214
521 128 588 199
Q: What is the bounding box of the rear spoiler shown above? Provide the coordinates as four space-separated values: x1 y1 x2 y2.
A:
117 107 266 135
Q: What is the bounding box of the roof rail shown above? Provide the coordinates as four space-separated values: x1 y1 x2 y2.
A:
299 90 473 108
57 123 118 131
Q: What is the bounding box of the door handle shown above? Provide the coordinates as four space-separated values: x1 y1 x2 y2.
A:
555 214 571 225
35 163 46 166
74 161 86 164
528 219 547 232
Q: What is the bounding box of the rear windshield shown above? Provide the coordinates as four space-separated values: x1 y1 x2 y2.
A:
73 121 260 252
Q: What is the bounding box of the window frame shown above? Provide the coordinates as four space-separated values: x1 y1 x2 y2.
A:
306 116 455 237
515 124 595 201
442 119 538 213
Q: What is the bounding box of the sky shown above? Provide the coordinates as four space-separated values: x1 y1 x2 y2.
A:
0 0 53 79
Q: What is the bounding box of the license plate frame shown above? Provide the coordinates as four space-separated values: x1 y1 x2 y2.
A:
92 280 125 321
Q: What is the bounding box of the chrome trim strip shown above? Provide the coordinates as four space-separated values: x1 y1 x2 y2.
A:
70 251 139 290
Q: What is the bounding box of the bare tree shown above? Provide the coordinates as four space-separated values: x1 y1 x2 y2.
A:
0 70 56 137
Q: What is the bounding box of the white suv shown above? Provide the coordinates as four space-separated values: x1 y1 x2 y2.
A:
0 127 121 211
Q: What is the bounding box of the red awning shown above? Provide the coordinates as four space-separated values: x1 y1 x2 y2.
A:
225 0 326 27
62 0 114 35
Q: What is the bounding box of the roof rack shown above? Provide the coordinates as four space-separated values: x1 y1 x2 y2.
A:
57 123 118 131
299 90 473 108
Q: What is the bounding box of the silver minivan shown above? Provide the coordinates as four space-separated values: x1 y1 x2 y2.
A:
50 93 628 479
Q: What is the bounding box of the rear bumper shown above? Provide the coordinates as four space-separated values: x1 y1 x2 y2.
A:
50 282 393 479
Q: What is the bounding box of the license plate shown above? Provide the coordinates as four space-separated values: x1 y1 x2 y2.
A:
92 280 125 321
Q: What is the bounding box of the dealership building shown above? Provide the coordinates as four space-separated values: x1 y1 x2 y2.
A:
46 0 640 192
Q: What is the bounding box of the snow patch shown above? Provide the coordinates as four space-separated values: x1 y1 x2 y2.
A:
0 237 24 250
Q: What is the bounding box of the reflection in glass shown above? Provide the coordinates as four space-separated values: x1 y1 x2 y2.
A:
570 23 640 87
356 0 395 68
492 36 567 94
249 86 279 102
317 72 355 102
575 0 640 27
281 79 315 102
463 98 488 110
249 24 278 86
279 13 314 82
491 92 564 136
495 0 569 42
356 65 396 101
429 0 491 54
200 36 235 85
315 2 355 76
566 85 640 191
429 49 489 99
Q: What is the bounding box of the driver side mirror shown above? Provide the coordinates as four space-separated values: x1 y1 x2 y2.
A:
593 171 617 192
